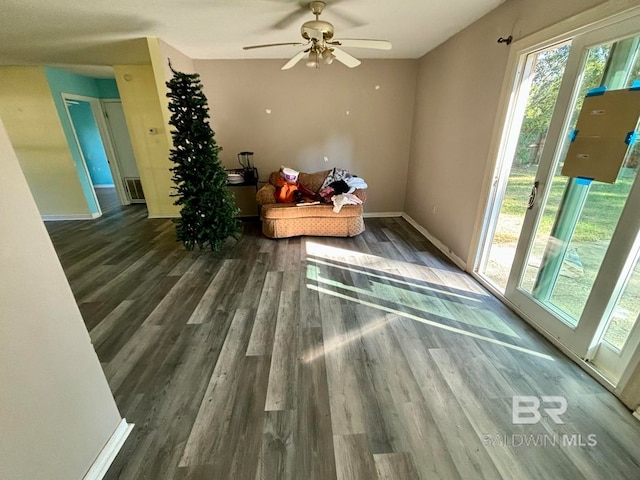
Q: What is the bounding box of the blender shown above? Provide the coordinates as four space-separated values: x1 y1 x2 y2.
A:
238 152 255 182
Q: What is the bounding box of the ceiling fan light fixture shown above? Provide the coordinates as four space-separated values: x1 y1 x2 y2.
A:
306 50 319 68
322 48 335 65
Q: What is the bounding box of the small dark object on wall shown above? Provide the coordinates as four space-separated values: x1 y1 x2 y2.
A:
497 35 513 45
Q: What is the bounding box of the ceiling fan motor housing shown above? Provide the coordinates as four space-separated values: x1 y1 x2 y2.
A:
301 20 334 41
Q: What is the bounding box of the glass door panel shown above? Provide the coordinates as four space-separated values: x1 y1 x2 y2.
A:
521 159 639 325
479 42 571 291
501 18 640 358
590 221 640 382
602 251 640 351
519 35 640 328
547 163 638 320
519 43 613 324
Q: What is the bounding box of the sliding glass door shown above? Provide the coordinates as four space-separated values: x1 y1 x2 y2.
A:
477 14 640 386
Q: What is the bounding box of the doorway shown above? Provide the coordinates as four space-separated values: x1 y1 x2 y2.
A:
62 93 139 214
64 97 117 213
101 99 145 204
476 14 640 390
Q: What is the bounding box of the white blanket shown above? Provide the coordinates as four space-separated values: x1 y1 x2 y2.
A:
332 193 363 213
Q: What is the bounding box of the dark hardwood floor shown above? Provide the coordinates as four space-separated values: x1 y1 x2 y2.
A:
45 188 640 479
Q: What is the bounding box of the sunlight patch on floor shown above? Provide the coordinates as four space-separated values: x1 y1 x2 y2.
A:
307 257 482 303
301 315 393 364
307 264 519 338
305 240 485 293
307 284 554 361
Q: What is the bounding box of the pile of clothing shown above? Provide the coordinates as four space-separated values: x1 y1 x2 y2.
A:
274 166 368 213
318 168 367 212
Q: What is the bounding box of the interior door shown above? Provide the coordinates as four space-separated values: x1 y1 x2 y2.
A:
504 18 640 359
102 100 144 203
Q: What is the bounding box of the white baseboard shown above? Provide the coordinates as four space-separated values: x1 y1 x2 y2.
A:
42 212 101 221
401 213 467 271
83 419 133 480
363 211 403 218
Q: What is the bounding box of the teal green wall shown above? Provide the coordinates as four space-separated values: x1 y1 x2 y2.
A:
68 100 113 186
96 78 120 99
44 68 121 215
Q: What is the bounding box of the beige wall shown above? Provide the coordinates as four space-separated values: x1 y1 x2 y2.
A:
0 66 90 217
194 59 418 213
405 0 610 264
0 116 122 479
114 64 177 217
157 38 196 78
621 357 640 411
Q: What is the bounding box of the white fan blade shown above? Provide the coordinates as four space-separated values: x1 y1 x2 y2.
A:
243 42 306 50
272 7 309 30
331 47 361 68
282 50 308 70
331 39 392 50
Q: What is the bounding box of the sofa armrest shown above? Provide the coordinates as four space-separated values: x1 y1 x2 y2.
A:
353 189 366 204
256 184 277 205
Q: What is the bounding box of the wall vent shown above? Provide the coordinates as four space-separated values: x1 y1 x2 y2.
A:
124 177 145 203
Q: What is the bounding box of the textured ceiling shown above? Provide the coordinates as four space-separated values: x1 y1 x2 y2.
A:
0 0 506 66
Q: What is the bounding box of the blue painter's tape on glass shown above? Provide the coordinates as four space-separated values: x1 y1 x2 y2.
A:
630 79 640 91
625 131 638 146
576 177 593 185
569 129 579 142
586 86 607 97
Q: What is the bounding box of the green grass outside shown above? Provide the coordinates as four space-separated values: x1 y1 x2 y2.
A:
500 164 636 242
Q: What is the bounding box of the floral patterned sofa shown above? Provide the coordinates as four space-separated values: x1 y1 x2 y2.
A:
256 169 366 239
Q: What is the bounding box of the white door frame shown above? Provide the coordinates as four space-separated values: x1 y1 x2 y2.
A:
62 93 129 206
61 94 102 217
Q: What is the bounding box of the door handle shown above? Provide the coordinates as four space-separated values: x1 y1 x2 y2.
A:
528 181 539 210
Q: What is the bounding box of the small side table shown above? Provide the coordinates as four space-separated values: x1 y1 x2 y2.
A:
225 168 259 217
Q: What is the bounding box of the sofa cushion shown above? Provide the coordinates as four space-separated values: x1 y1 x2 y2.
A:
299 170 330 193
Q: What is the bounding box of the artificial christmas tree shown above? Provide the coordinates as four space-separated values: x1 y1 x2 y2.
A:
166 64 240 251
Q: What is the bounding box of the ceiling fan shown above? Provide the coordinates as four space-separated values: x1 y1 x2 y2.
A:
243 1 392 70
